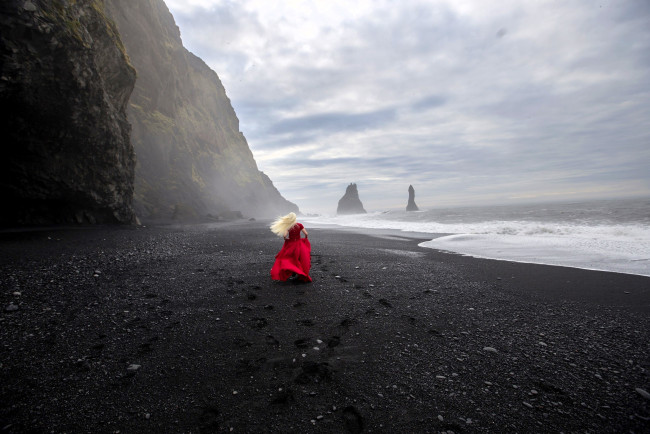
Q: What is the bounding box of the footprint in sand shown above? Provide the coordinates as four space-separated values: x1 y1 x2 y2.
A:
293 360 333 384
271 387 295 404
294 338 310 348
342 406 364 434
198 405 220 432
327 336 341 348
339 318 357 329
402 315 416 324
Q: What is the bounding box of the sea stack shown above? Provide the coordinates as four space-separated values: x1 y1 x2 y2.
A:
337 183 367 215
406 185 419 211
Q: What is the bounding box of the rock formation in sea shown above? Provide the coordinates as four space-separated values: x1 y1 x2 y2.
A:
337 183 367 215
0 0 137 225
406 185 419 211
104 0 298 220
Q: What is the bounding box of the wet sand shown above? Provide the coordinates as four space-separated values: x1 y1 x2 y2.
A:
1 221 649 433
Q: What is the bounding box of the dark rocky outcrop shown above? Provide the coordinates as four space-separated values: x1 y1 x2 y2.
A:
0 0 137 225
337 183 366 215
104 0 298 220
406 185 419 211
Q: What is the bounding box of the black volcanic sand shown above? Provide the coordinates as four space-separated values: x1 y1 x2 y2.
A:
1 221 649 433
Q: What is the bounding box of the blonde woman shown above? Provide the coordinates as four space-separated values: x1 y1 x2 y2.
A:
270 212 312 282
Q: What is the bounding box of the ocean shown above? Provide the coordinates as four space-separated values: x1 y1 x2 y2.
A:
302 197 650 277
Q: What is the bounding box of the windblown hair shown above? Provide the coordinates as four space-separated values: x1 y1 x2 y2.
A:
270 212 297 238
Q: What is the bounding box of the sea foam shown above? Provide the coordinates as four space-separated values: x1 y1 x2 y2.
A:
303 201 650 277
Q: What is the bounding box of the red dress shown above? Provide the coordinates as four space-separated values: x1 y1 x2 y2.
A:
271 223 312 282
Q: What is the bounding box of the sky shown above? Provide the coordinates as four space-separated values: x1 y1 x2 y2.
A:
164 0 650 214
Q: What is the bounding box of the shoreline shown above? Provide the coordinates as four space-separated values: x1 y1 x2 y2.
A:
304 220 650 279
1 221 649 432
318 223 650 313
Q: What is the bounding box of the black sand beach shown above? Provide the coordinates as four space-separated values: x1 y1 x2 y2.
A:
1 221 649 433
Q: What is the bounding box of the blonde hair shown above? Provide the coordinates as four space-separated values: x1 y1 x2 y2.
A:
270 212 297 238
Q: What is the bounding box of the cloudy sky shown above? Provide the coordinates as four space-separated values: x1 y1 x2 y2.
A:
164 0 650 214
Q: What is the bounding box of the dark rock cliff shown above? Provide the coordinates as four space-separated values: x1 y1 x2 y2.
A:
104 0 298 220
0 0 137 225
337 183 367 215
406 185 419 211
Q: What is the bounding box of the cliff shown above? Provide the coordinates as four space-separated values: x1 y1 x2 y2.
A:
406 185 419 211
104 0 298 220
0 0 136 225
337 183 367 215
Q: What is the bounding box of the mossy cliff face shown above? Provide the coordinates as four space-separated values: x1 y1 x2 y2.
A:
0 0 136 225
105 0 298 220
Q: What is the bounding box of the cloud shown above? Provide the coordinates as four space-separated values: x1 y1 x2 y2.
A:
267 108 397 135
164 0 650 213
411 95 447 111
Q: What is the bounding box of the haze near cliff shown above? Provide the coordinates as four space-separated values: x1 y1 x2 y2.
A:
105 0 297 220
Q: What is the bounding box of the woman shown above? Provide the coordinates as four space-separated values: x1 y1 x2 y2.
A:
270 212 312 282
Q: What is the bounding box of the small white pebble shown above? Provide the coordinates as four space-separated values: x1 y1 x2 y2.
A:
635 388 650 400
